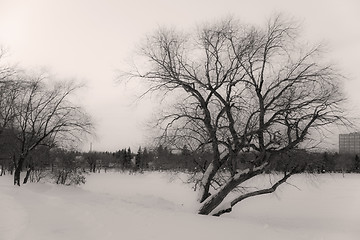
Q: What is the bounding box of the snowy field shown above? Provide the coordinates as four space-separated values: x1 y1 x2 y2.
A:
1 172 360 240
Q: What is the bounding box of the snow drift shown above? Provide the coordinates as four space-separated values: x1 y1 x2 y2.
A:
1 172 359 240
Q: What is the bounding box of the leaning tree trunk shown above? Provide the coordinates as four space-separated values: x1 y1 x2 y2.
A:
198 172 251 215
198 164 267 215
23 167 33 184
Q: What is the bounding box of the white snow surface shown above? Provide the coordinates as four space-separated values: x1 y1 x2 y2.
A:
1 172 360 240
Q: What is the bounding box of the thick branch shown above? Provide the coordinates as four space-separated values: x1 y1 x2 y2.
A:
212 170 294 216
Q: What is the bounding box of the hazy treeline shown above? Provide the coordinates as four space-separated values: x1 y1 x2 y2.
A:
2 144 358 182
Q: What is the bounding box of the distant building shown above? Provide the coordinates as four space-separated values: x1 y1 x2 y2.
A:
339 132 360 154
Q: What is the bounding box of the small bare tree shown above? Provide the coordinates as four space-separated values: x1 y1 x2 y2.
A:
130 15 347 216
11 73 93 186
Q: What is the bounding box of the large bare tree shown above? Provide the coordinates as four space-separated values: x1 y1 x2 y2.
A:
11 73 93 186
130 15 347 216
0 49 19 175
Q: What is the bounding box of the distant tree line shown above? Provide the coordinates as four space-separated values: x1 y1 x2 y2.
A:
111 146 360 174
10 144 358 177
3 130 360 185
3 139 360 181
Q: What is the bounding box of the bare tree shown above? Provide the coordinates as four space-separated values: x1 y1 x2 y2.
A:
11 73 93 186
130 15 347 216
0 48 18 135
0 49 20 175
84 151 98 173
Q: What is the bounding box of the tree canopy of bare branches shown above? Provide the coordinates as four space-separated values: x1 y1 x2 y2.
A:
130 15 347 216
0 69 94 186
0 48 18 135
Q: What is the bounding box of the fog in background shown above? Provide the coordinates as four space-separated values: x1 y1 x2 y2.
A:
0 0 359 151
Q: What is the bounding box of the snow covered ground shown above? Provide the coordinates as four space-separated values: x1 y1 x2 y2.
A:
1 171 360 240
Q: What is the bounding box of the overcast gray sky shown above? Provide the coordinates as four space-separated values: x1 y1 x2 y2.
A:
0 0 359 152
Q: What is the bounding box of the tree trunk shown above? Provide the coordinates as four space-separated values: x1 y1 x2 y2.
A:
198 188 230 215
198 162 220 202
198 175 241 215
14 167 21 186
23 167 32 184
14 156 25 186
198 164 268 215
